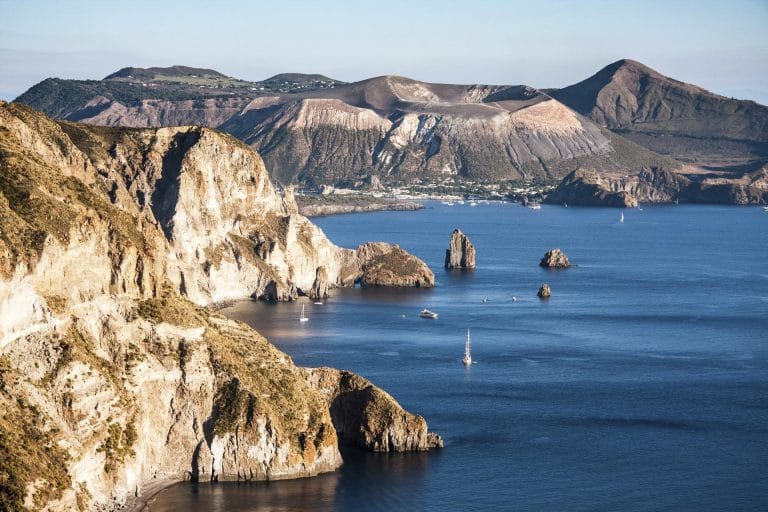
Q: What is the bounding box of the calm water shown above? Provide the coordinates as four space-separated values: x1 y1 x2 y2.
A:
151 203 768 511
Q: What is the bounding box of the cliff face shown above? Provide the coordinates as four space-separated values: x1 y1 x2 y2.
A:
0 102 439 511
301 368 443 452
545 166 768 206
544 169 639 207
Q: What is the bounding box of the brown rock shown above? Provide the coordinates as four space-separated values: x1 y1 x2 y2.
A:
358 245 435 288
537 284 552 298
445 229 476 269
540 248 571 268
301 367 443 452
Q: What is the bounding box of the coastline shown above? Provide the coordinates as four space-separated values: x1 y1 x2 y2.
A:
296 196 424 217
120 478 179 512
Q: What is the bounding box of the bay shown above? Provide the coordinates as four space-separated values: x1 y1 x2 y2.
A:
150 203 768 511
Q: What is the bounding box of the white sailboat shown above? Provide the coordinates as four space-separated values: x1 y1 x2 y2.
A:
620 211 624 223
463 328 472 366
299 304 309 322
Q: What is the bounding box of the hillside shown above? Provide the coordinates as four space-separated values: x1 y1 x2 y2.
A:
550 59 768 166
15 67 680 187
221 75 677 186
0 102 440 510
14 66 345 127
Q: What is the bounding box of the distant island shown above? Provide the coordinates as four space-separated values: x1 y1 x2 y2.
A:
14 59 768 205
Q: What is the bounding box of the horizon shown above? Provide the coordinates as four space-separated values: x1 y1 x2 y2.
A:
2 0 767 104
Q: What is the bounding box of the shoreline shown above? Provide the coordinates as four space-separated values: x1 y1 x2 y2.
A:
120 478 179 512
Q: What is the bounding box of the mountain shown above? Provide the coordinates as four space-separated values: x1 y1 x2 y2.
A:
16 61 768 203
220 75 679 186
14 66 345 128
104 65 229 80
550 59 768 166
15 67 677 187
0 102 440 510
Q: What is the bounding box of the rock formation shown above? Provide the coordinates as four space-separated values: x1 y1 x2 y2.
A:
357 243 435 288
545 169 639 207
546 166 768 206
537 284 552 299
0 102 439 511
301 368 443 452
540 249 571 269
445 229 476 269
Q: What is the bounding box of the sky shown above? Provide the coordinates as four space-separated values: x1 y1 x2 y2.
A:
2 0 767 103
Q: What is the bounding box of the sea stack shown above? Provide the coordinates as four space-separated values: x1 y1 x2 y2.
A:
538 284 552 298
540 248 571 268
445 229 476 269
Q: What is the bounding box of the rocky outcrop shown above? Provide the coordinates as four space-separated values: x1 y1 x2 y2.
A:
445 229 476 269
540 249 571 268
301 368 443 452
309 266 329 300
547 166 768 206
537 284 552 299
355 244 435 288
0 102 440 511
545 169 638 207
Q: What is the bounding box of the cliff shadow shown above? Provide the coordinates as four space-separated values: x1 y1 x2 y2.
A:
152 130 202 240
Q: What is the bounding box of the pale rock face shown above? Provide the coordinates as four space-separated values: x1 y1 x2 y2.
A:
445 229 476 269
0 102 439 510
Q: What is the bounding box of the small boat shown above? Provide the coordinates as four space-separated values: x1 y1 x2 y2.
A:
419 309 438 319
462 328 472 366
763 206 768 212
528 202 541 210
299 304 309 322
313 301 323 305
620 211 624 223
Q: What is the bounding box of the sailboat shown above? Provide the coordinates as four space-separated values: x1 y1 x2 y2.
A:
299 304 309 322
462 328 472 366
620 211 624 223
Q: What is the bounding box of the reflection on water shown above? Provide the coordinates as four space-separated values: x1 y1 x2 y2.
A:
148 448 435 512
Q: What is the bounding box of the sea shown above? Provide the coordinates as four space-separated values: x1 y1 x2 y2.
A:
149 202 768 511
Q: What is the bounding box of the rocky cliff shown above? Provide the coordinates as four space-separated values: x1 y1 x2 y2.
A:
545 166 768 206
544 169 638 207
445 229 476 269
301 368 443 452
0 102 440 511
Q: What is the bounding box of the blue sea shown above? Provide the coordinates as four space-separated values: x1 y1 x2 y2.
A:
149 203 768 511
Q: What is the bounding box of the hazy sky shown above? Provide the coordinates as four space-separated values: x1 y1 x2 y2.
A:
2 0 767 103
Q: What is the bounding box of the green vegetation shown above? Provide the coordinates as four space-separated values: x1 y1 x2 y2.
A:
0 397 71 511
96 421 137 474
136 291 207 328
14 69 345 119
0 105 149 277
